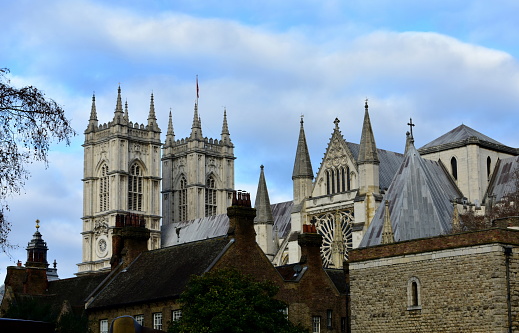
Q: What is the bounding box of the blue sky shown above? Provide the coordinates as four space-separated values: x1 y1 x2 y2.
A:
1 0 519 279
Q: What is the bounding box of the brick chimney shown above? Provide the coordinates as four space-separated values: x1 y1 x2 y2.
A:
227 191 256 244
110 213 150 269
298 224 323 268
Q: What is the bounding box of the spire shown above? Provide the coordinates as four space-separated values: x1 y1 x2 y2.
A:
86 93 98 133
147 93 158 130
26 219 49 268
113 85 124 123
221 108 231 144
381 201 395 244
292 116 314 180
89 93 97 121
189 102 203 139
164 109 175 148
358 99 379 164
124 100 129 122
451 200 460 231
254 165 274 225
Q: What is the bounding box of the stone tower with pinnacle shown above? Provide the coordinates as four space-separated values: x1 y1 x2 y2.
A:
79 87 162 275
162 105 235 224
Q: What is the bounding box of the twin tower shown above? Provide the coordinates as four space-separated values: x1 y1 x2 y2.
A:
78 87 234 274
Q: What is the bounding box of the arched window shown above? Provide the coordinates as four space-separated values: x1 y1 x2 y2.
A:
331 169 335 194
487 156 492 179
179 176 187 221
407 277 422 310
326 170 331 195
336 168 341 193
128 163 143 211
99 164 109 212
205 176 217 217
341 167 346 192
451 157 458 180
346 166 351 191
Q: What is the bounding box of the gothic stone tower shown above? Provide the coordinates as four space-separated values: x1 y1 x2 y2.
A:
162 104 235 224
78 87 162 274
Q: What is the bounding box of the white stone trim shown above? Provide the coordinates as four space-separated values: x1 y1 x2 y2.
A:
350 243 507 270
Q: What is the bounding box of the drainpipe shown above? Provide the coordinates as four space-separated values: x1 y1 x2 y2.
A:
504 245 512 333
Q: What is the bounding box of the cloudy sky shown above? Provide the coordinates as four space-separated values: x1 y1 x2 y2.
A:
1 0 519 279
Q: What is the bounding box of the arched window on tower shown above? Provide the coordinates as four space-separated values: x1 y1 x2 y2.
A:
487 156 492 180
99 164 109 212
128 163 143 211
179 176 187 221
451 157 458 180
205 176 217 217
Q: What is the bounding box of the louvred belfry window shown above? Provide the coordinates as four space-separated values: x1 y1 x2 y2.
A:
99 164 109 212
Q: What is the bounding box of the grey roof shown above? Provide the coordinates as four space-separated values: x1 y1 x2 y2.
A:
162 201 293 247
346 142 404 190
88 237 232 309
485 155 519 203
360 144 462 247
418 124 517 155
292 119 314 179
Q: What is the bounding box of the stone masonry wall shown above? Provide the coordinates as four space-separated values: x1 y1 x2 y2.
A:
350 243 517 333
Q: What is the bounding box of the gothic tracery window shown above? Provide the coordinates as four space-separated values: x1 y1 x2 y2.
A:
313 210 354 267
179 176 187 221
99 164 109 212
205 175 217 217
128 163 143 211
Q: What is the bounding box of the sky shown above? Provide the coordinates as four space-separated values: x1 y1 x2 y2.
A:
1 0 519 279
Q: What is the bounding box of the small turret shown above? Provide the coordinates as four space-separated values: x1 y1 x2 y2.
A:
86 94 98 133
292 117 314 204
147 93 158 131
164 110 175 148
113 85 124 124
381 201 395 244
221 108 231 145
254 166 277 258
358 100 380 196
189 103 203 140
26 220 49 269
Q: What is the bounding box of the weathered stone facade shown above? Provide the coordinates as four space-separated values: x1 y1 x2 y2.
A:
348 228 519 332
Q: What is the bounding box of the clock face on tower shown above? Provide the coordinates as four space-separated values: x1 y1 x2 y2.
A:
96 236 109 258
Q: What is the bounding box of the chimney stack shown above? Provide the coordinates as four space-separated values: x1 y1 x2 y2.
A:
110 213 150 269
227 191 256 244
298 224 323 267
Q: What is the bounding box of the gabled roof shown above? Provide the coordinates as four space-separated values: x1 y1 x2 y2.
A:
87 237 232 309
360 144 462 247
418 124 517 155
346 142 404 190
485 155 519 203
161 201 293 246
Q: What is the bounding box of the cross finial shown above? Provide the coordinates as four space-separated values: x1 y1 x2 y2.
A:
365 98 369 109
334 117 340 129
407 118 415 137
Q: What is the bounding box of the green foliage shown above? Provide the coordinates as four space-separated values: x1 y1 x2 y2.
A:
0 68 76 250
4 296 56 322
168 269 308 333
56 311 90 333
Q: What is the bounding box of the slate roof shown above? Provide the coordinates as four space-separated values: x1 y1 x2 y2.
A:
418 124 517 155
162 201 293 246
346 142 404 190
485 155 519 202
360 143 462 247
87 237 232 310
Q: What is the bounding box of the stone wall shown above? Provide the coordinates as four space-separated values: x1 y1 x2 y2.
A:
349 229 519 332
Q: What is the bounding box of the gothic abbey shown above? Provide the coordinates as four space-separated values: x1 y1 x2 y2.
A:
79 86 519 275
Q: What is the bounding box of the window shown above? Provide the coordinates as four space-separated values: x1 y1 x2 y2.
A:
326 170 331 195
327 309 333 329
205 176 217 216
312 316 321 333
100 319 108 333
407 276 422 310
134 314 144 326
128 163 143 211
281 307 289 319
99 164 109 211
171 310 182 322
451 156 458 180
153 312 163 330
487 156 492 179
179 176 187 221
341 317 346 332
